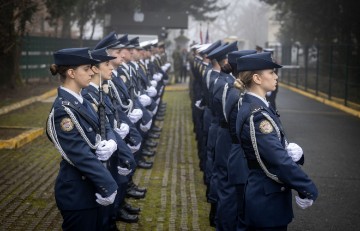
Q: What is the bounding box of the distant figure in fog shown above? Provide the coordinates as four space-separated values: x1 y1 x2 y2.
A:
172 46 182 83
180 48 189 83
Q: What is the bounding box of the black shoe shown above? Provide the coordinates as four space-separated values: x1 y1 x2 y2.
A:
126 188 145 199
151 126 162 132
156 112 166 117
109 221 119 231
148 133 160 139
142 149 155 157
116 208 139 223
156 116 164 121
137 160 153 169
123 202 141 215
128 181 147 193
145 140 158 147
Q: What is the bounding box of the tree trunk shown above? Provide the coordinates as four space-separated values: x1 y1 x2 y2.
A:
0 0 22 88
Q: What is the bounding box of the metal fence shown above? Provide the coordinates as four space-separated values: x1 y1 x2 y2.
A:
271 44 360 109
20 35 99 81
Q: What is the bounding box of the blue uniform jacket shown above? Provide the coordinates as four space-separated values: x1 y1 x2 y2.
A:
50 88 118 211
225 86 249 185
236 93 318 227
82 85 136 166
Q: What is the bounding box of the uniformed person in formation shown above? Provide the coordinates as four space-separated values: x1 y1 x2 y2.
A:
46 48 119 230
235 52 318 231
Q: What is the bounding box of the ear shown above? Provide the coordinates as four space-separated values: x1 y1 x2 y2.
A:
67 68 76 79
91 65 100 74
252 73 262 85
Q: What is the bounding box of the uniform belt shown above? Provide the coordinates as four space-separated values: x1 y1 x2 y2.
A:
247 160 261 170
219 121 229 128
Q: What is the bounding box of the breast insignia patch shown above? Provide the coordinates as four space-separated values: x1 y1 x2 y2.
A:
120 75 127 83
60 117 74 132
259 120 273 134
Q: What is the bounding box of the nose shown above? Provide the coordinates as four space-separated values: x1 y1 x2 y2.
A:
274 72 278 80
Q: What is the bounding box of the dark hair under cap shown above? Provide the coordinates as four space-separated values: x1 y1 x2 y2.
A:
207 41 238 62
236 52 282 72
53 47 100 66
91 47 116 62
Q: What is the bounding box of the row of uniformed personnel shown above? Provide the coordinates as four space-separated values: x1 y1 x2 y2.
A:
189 41 318 231
46 32 171 230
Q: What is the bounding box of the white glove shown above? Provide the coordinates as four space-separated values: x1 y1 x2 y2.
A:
117 166 132 176
138 94 152 107
95 190 117 206
140 119 152 132
161 66 167 72
127 142 141 153
295 195 313 209
195 99 205 110
114 123 129 139
150 80 158 88
95 139 117 161
266 91 272 96
153 73 163 81
128 109 143 124
146 86 157 97
286 143 303 162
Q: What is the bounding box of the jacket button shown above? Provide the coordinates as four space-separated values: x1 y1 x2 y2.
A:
89 128 93 132
280 187 285 191
82 176 86 180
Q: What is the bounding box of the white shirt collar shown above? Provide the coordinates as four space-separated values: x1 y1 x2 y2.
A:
247 92 269 107
139 59 145 65
89 82 99 91
212 69 220 73
131 61 139 68
121 62 129 70
112 70 118 77
60 86 83 104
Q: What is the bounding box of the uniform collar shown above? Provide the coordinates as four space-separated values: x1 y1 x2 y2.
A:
89 82 99 91
247 92 269 107
112 70 118 77
60 86 83 104
121 62 129 70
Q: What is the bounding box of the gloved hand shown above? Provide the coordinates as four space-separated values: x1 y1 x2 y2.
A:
95 190 117 206
286 143 303 162
128 109 143 124
118 166 132 176
138 94 152 107
153 73 163 81
161 65 167 72
146 86 157 97
95 139 117 161
114 123 129 139
295 195 313 209
150 80 158 88
195 99 205 110
127 142 141 153
140 119 152 132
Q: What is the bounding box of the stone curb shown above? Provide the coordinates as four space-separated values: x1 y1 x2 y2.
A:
0 126 44 149
0 88 57 116
279 82 360 118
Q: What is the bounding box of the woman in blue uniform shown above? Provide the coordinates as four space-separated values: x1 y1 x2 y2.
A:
82 47 140 225
46 48 119 230
235 52 318 231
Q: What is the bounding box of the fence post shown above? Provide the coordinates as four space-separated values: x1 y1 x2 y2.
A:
296 45 299 88
328 44 333 100
344 44 350 106
315 45 320 96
